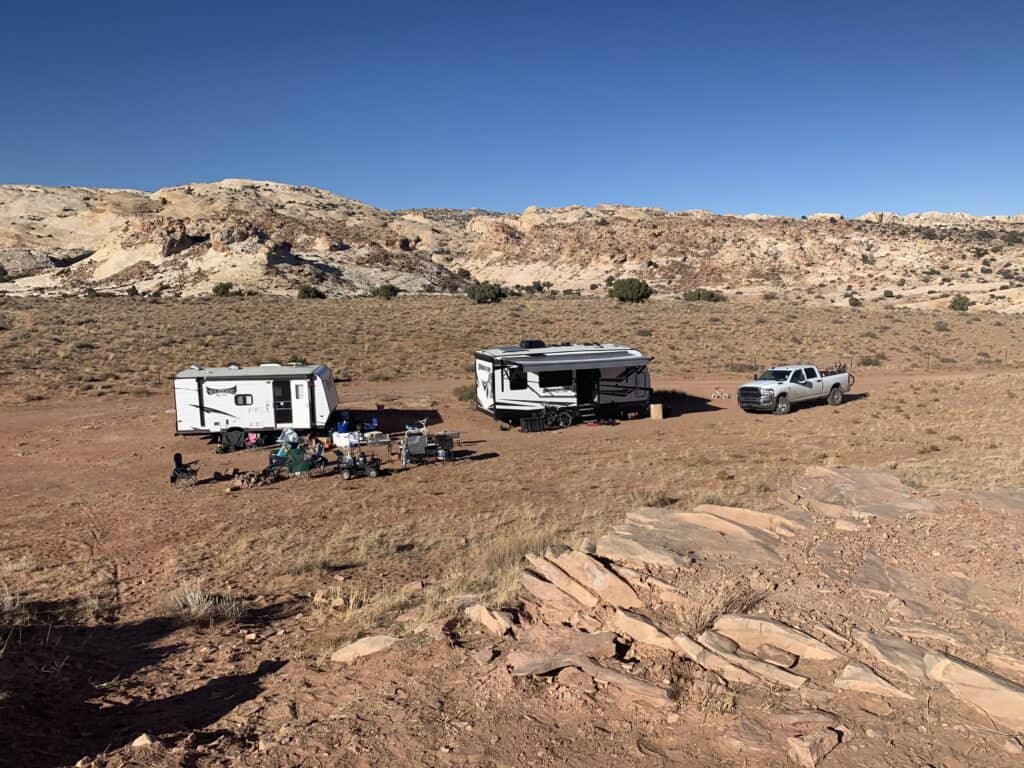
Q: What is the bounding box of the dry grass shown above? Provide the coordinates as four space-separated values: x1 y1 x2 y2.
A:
1 295 1023 404
674 580 765 637
165 580 243 625
0 583 26 627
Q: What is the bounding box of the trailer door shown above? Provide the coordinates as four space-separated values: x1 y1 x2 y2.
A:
273 380 293 425
575 369 600 405
291 380 311 429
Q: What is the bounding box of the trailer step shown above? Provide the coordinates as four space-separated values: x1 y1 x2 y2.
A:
576 404 598 424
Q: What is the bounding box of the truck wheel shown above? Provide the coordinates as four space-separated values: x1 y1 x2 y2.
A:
774 395 791 415
828 386 843 406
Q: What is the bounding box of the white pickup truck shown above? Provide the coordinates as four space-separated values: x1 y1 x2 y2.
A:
737 363 854 415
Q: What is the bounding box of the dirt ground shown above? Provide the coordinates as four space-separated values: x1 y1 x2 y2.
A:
2 298 1024 767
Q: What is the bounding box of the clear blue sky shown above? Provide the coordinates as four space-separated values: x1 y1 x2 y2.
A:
3 1 1022 216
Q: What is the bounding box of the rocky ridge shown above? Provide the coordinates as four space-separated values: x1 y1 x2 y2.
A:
2 180 1024 310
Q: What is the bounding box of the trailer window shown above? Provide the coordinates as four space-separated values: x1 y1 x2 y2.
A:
234 394 253 406
507 366 527 390
294 383 305 399
539 370 573 389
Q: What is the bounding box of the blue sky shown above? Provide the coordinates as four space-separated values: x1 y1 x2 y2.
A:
2 1 1022 215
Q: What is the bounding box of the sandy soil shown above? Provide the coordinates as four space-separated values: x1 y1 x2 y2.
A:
3 366 1024 767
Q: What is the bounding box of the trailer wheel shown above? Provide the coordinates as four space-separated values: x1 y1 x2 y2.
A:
367 466 379 478
827 385 843 406
221 428 246 451
774 395 791 415
556 409 574 429
341 468 352 480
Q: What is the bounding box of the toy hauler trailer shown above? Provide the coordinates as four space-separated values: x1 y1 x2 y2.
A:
173 363 339 446
473 340 651 424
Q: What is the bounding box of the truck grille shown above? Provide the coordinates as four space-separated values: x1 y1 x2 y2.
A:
737 386 768 407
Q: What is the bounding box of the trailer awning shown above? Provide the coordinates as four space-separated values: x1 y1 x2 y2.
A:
512 352 651 371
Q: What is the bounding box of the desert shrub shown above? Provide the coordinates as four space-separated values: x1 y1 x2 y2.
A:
298 284 326 299
465 281 506 304
453 383 476 402
0 314 10 331
883 289 894 298
609 278 653 303
934 320 950 332
371 284 400 300
0 265 10 283
682 288 725 302
126 285 139 297
455 267 471 279
848 295 863 307
858 355 882 367
165 580 242 624
212 282 236 297
949 293 970 312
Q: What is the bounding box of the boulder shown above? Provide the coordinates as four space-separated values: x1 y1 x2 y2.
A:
525 553 599 608
673 634 759 685
770 709 840 732
595 532 695 569
889 620 966 649
723 717 774 754
608 608 676 651
833 661 913 699
130 733 154 749
852 630 928 683
330 635 399 664
714 615 842 661
757 644 799 669
519 571 582 611
514 622 618 659
692 503 808 537
551 550 641 609
789 466 937 521
716 647 808 690
578 658 674 708
698 629 740 656
507 651 586 676
786 728 841 768
465 603 514 636
985 650 1024 681
924 651 1024 732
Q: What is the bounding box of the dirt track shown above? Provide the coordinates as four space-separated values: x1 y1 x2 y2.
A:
3 369 1024 766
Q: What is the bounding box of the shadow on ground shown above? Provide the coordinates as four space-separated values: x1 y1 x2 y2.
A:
651 389 722 417
0 597 291 767
344 407 442 433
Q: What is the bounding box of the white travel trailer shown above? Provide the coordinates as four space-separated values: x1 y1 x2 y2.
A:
173 363 339 445
473 341 652 425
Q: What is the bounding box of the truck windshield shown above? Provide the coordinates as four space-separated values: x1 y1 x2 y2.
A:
756 370 790 382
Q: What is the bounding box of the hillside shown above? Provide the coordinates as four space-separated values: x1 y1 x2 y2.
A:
2 180 1024 310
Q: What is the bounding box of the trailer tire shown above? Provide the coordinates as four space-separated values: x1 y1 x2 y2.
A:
340 468 352 480
774 395 791 415
221 428 246 451
367 466 379 478
556 409 574 429
828 385 843 406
